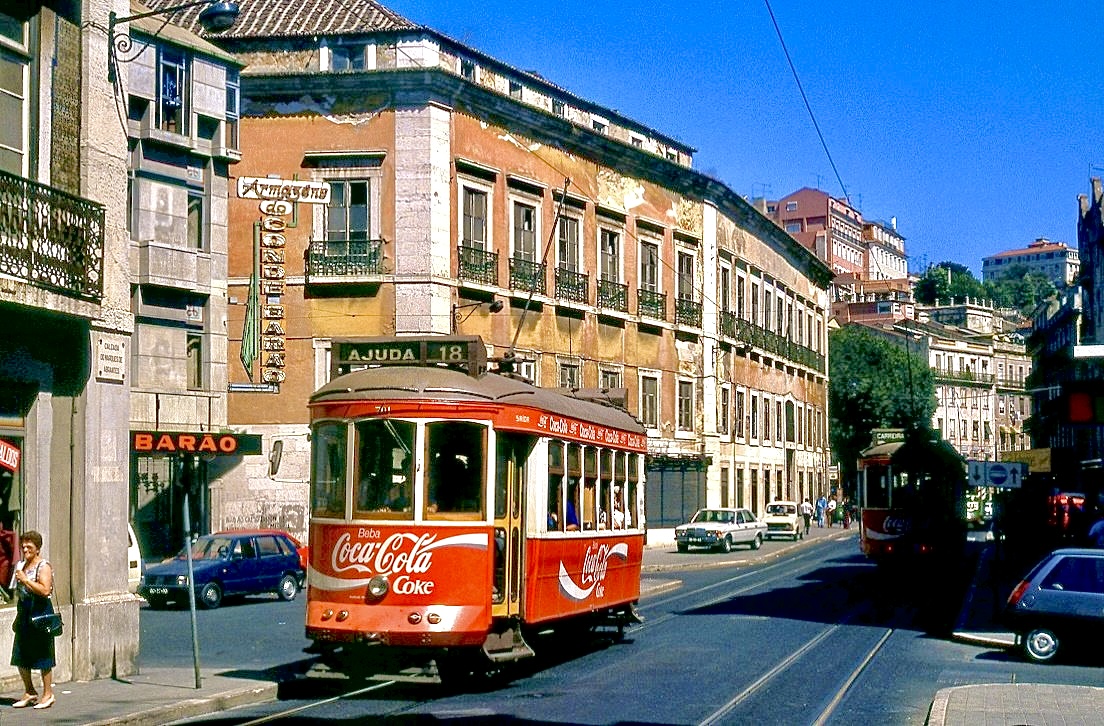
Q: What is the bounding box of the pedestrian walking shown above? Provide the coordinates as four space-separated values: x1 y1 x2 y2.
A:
826 497 837 528
800 498 813 535
815 495 826 527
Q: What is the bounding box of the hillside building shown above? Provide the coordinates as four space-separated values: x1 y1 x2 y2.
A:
982 238 1079 288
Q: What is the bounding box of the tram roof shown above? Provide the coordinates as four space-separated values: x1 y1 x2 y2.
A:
310 365 646 434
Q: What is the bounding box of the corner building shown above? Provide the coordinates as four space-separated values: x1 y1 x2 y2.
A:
153 0 833 535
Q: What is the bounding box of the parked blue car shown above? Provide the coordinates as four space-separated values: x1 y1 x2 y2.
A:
139 530 304 609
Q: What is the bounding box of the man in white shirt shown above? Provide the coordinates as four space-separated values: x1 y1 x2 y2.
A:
799 499 813 535
826 497 838 528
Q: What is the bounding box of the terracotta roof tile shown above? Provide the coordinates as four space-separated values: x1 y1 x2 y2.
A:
141 0 418 39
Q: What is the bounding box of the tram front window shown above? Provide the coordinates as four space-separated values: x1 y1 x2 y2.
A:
354 419 416 519
311 422 347 517
426 422 485 519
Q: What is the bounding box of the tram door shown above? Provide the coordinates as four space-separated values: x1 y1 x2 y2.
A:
493 433 530 618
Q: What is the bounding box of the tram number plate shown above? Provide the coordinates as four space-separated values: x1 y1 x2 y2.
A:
147 587 169 595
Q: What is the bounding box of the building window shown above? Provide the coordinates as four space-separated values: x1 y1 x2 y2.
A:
719 387 730 435
551 99 565 116
187 192 204 249
719 265 731 312
0 15 28 177
331 44 365 71
676 251 694 300
557 215 580 271
599 367 622 391
512 201 537 261
640 240 660 292
460 58 476 80
327 180 370 242
592 119 607 134
630 136 643 148
641 374 659 429
599 228 620 282
159 48 188 134
224 69 239 150
751 282 760 325
509 80 522 100
736 390 745 438
750 395 758 439
559 360 581 390
785 221 802 234
462 186 488 249
186 333 203 390
776 400 783 442
785 201 798 212
677 380 694 431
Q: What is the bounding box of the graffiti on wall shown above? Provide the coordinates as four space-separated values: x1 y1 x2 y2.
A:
222 500 307 541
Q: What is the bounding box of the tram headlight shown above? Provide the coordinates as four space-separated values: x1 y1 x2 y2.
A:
367 574 389 600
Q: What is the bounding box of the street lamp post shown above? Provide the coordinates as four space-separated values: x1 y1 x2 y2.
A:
107 1 240 84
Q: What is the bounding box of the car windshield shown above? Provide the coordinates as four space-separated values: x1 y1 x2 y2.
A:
767 504 795 515
177 536 235 561
692 510 733 524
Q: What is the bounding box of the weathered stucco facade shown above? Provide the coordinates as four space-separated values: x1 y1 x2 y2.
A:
148 0 832 537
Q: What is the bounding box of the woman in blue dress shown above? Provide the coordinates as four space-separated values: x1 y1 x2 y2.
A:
10 530 56 710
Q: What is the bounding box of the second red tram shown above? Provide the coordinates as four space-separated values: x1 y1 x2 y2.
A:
858 429 966 560
305 337 647 679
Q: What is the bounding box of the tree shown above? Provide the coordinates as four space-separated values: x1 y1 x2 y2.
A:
828 324 937 492
985 264 1057 314
914 262 987 304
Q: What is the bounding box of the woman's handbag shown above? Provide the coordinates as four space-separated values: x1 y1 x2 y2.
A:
30 589 63 637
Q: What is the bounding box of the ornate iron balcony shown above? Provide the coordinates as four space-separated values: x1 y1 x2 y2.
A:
509 257 546 294
720 309 737 338
638 288 666 320
0 169 104 301
457 245 498 286
675 297 702 327
555 266 589 303
597 278 628 312
305 238 384 281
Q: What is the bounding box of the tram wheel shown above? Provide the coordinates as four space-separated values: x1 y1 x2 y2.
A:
677 542 688 553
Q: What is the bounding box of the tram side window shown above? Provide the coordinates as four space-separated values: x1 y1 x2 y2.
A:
354 419 415 519
311 422 347 517
426 421 485 519
864 464 891 509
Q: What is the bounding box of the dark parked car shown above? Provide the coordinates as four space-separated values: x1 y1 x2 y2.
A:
139 530 304 609
1004 548 1104 663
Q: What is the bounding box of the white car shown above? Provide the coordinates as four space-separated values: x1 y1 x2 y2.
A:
128 523 143 594
764 501 803 541
674 508 767 553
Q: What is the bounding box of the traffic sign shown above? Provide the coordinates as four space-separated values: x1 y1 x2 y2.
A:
967 460 1026 489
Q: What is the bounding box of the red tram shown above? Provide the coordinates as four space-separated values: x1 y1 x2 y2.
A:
858 429 966 560
305 336 647 680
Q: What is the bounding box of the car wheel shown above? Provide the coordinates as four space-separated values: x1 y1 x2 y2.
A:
277 573 299 601
719 536 732 554
750 534 762 550
1022 628 1060 663
199 582 223 609
677 542 688 553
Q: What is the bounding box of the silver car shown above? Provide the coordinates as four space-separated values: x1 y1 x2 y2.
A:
674 508 767 553
1004 548 1104 663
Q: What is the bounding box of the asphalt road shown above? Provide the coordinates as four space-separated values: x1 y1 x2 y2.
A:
155 539 1103 725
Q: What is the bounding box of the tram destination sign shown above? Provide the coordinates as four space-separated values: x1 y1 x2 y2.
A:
333 336 488 377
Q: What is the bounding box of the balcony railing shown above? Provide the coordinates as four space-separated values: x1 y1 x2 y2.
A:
509 257 546 294
457 245 498 286
597 278 628 312
932 368 996 385
0 169 104 301
305 238 384 281
555 266 589 303
675 297 702 327
638 288 666 320
720 309 737 338
732 318 825 372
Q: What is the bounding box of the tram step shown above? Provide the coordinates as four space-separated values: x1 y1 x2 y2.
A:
483 628 536 662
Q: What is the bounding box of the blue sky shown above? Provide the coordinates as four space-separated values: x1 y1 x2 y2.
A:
387 0 1104 276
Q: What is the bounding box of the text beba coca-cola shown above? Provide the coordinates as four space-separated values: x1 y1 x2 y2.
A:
331 531 442 596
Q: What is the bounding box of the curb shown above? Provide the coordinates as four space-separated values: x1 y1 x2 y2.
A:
84 682 279 726
641 529 856 573
925 686 953 726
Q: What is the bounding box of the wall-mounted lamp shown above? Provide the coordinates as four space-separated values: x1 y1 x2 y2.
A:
108 1 240 84
452 298 504 333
